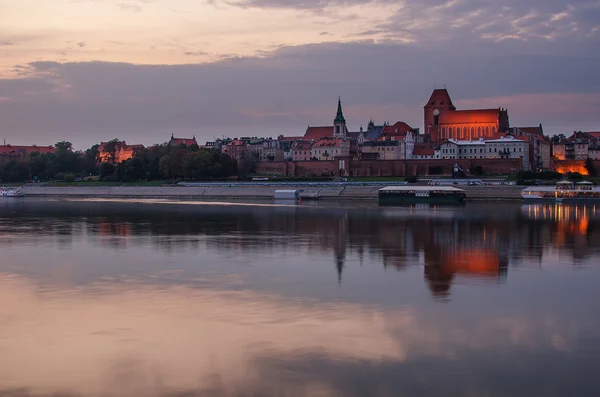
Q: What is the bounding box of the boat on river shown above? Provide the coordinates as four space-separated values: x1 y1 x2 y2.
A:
0 187 25 197
379 186 466 205
521 181 600 203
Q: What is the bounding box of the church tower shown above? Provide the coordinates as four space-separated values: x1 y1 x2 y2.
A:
333 97 348 138
424 89 456 141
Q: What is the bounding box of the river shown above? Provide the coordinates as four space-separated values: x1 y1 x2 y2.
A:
1 199 600 396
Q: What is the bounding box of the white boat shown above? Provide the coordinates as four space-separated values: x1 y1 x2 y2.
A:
0 187 25 197
521 181 600 202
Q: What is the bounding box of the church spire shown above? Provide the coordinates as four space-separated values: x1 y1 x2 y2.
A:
334 97 346 124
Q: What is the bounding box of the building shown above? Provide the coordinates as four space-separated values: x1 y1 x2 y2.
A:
382 121 419 139
260 138 285 162
485 135 530 170
169 134 198 146
553 131 600 161
437 135 530 170
424 88 509 141
97 141 144 164
291 141 313 161
361 140 403 160
304 98 349 141
438 140 486 160
311 138 350 160
0 145 55 164
512 125 550 170
412 145 435 159
222 139 249 165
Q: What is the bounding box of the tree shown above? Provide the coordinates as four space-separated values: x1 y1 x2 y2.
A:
585 158 597 177
53 141 81 174
2 160 30 182
102 139 121 165
550 134 566 144
28 152 55 181
116 158 145 182
83 144 100 175
100 162 116 179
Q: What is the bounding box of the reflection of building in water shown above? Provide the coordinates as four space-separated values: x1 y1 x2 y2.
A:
99 220 132 249
522 204 599 261
7 200 600 296
424 248 508 298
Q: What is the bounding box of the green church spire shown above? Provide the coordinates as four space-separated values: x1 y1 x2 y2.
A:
334 97 346 124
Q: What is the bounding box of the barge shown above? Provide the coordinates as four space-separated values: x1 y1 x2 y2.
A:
379 186 466 205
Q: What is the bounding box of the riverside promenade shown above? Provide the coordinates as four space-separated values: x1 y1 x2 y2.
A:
20 182 525 201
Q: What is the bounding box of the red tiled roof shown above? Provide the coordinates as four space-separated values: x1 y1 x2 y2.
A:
383 121 415 136
293 140 312 150
424 89 456 110
305 126 333 140
585 131 600 139
518 126 543 136
0 145 55 155
170 136 197 145
413 146 435 156
440 109 500 124
312 138 345 147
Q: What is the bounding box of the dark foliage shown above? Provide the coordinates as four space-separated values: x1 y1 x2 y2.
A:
585 158 597 177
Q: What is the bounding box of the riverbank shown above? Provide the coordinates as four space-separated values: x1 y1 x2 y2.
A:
19 184 525 201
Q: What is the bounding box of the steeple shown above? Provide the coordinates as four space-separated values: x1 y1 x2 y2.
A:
334 97 346 124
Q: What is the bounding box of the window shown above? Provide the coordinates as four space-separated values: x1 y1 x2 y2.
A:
477 126 482 136
494 148 497 152
449 127 453 137
492 126 497 134
485 126 490 135
519 148 522 152
470 126 475 138
442 127 447 138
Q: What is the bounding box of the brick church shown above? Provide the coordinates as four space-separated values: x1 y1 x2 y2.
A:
424 89 510 142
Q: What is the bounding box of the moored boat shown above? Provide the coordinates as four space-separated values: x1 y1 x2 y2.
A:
0 187 25 197
521 181 600 202
379 186 466 205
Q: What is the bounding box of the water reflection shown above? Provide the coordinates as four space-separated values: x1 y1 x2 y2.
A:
1 199 600 396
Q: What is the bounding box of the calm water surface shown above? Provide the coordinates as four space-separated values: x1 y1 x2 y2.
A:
1 198 600 396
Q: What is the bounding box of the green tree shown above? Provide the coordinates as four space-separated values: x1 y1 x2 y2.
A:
116 158 145 182
102 139 121 165
84 144 100 175
3 160 30 182
100 162 116 179
53 141 81 175
585 158 597 177
28 152 55 181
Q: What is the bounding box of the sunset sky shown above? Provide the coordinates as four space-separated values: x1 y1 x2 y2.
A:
1 0 599 149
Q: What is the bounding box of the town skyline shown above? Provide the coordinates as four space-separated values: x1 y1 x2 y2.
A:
1 0 599 149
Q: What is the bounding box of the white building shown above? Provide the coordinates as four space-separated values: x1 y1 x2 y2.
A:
311 138 350 160
438 135 530 170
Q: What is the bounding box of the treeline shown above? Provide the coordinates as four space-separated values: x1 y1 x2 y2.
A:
0 141 237 183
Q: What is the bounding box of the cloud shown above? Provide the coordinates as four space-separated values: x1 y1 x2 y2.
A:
183 50 209 56
0 8 599 148
76 41 86 48
210 0 396 11
116 2 144 12
375 0 600 44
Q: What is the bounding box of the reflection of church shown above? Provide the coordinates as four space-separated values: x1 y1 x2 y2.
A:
424 248 508 298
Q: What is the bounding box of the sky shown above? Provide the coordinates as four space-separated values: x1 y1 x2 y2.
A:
1 0 599 150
